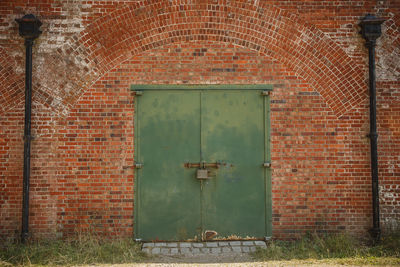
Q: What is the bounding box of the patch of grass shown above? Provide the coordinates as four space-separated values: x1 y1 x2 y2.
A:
0 236 147 266
334 256 400 266
253 232 400 265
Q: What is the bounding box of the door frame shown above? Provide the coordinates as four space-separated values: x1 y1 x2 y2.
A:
131 84 273 241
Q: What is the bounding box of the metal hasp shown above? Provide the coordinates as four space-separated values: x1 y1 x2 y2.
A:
15 14 42 243
359 14 385 242
184 162 223 169
185 161 224 179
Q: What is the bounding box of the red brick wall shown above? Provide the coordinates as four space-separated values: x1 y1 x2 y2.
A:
0 0 399 240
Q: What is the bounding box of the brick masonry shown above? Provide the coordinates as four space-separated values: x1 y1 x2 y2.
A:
0 0 399 240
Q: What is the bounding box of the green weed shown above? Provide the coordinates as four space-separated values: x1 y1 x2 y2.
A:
253 232 400 264
0 236 147 266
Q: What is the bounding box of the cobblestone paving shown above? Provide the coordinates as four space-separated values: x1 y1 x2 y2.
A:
142 241 267 256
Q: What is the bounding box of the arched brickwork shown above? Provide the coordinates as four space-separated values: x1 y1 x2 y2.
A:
0 46 25 115
377 17 400 81
15 0 366 118
50 41 370 238
1 1 399 239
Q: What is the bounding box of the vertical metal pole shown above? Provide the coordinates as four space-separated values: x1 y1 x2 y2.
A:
367 40 381 241
16 14 42 243
359 14 384 242
21 38 33 243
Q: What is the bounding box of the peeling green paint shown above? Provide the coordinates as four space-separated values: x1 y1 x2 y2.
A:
134 86 272 241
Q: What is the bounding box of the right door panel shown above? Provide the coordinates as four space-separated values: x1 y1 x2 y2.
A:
201 90 267 239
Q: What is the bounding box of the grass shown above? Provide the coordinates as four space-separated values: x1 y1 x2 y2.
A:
253 232 400 265
1 232 399 266
0 235 147 266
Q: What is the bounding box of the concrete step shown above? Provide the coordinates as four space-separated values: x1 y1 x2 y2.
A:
141 240 267 255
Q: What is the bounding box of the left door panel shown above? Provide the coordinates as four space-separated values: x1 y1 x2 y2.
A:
135 91 201 241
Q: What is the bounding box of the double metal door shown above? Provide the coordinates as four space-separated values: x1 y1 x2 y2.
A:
134 86 271 241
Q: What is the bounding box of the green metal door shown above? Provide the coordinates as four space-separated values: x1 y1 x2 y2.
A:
133 85 271 241
134 90 202 241
201 90 267 238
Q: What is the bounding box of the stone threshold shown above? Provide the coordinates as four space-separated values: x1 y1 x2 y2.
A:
142 240 267 255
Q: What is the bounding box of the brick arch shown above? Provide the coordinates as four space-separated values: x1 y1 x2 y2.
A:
377 16 400 81
0 46 67 116
37 0 365 117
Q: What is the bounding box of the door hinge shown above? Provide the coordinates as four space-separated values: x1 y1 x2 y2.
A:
134 163 143 169
263 162 271 168
261 91 270 96
133 91 143 96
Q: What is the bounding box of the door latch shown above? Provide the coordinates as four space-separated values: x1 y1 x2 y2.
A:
184 162 222 169
185 161 225 180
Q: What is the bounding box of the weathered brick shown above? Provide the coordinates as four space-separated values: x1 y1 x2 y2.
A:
0 0 399 241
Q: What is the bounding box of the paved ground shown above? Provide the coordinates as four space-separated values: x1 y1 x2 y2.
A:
142 241 267 256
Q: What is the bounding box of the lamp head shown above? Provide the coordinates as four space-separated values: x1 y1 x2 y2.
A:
359 14 385 43
16 14 42 40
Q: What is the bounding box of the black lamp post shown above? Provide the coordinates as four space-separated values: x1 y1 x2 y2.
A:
359 14 385 242
15 14 42 243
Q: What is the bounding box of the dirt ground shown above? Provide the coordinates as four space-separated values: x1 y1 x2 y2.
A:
83 254 397 267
